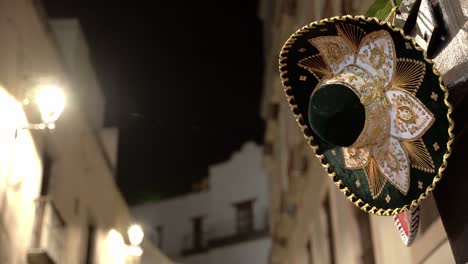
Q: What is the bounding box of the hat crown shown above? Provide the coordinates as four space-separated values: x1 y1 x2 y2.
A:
309 67 391 149
308 83 365 147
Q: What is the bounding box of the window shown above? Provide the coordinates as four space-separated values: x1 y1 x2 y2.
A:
192 217 204 250
288 149 296 177
302 155 309 174
154 225 163 249
269 103 280 120
306 239 314 264
234 200 254 235
264 142 273 155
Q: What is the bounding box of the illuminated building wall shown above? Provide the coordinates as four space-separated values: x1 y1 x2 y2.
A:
0 1 172 263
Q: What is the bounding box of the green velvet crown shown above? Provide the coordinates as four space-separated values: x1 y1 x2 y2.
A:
308 83 365 147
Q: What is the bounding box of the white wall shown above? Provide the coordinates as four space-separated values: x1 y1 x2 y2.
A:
100 127 119 170
0 87 43 264
133 192 210 257
49 18 105 129
133 142 271 264
209 142 270 237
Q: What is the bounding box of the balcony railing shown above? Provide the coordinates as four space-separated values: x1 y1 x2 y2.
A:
27 197 66 264
181 232 210 256
181 209 269 256
207 218 269 249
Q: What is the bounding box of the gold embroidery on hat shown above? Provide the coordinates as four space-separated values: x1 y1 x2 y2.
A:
297 54 332 80
370 45 386 69
359 77 389 106
396 105 416 125
292 22 437 201
387 90 435 140
373 138 410 195
402 139 435 173
343 147 370 169
364 158 387 199
351 98 390 149
336 23 366 52
356 30 395 88
308 36 355 73
386 152 400 171
328 43 344 62
392 58 426 95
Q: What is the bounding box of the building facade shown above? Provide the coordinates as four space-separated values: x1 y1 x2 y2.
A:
259 0 467 263
132 142 271 264
0 1 171 263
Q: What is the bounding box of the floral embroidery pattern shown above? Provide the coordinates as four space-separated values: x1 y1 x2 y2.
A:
299 24 435 199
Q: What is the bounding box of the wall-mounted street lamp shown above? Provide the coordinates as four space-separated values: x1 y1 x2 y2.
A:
128 224 144 246
6 80 66 188
21 81 65 131
107 229 128 263
107 224 145 261
127 224 144 256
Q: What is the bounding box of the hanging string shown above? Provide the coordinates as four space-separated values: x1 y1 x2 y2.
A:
384 0 399 25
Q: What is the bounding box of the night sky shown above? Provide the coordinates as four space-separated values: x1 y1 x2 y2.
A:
43 1 265 204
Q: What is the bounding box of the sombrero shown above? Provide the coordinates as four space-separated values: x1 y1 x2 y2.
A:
278 15 454 216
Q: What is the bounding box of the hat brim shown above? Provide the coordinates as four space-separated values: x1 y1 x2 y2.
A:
279 15 454 216
393 206 419 246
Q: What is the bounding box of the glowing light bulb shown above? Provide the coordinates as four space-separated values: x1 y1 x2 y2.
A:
128 224 144 246
34 84 65 124
47 123 56 130
107 229 126 263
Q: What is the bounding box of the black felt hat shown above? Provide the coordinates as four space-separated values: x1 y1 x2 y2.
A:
279 16 454 216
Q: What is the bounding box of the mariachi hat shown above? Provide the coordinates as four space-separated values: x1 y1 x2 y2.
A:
279 16 454 216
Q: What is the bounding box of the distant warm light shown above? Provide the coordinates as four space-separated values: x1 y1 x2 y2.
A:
108 228 144 260
108 229 124 248
127 246 143 257
107 229 126 263
34 84 65 124
128 224 144 246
